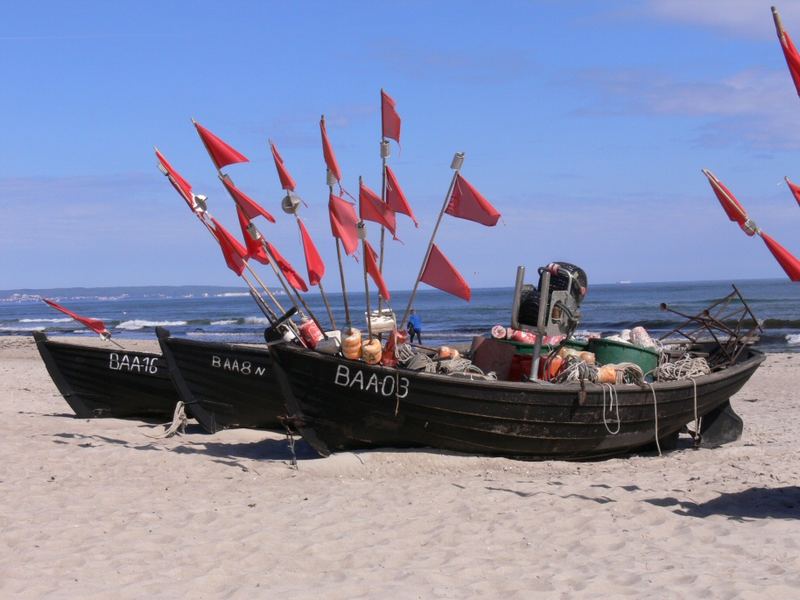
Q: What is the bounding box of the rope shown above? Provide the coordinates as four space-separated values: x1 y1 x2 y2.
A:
646 383 662 457
145 401 187 439
283 422 298 470
654 355 710 381
601 383 621 434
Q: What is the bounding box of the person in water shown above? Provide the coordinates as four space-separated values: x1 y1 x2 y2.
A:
407 309 423 344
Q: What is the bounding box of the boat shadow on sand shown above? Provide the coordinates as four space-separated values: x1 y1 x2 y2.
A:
645 486 800 521
49 430 320 469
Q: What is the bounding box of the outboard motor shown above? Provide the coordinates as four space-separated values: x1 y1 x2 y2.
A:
513 262 588 338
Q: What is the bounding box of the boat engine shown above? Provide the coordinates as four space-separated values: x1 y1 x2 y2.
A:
512 262 588 338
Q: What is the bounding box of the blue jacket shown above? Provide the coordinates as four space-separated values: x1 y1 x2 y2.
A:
408 314 422 332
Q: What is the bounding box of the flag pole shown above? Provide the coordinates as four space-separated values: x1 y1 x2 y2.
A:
772 6 785 39
191 119 304 319
278 188 338 331
377 140 390 313
330 172 353 332
400 152 464 327
291 210 338 330
357 218 374 341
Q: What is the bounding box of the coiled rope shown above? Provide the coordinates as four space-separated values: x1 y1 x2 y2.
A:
654 355 710 381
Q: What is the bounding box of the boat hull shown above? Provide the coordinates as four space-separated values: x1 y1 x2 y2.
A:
156 328 283 433
270 343 766 459
33 332 179 420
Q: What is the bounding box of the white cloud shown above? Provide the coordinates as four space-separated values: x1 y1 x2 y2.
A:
639 0 800 39
569 66 800 149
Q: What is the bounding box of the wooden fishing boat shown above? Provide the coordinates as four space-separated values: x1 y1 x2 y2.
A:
270 342 765 459
33 331 180 420
156 327 283 433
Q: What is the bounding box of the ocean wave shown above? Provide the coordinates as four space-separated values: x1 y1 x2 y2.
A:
762 318 800 329
214 292 250 298
787 334 800 346
116 319 188 330
19 317 73 323
0 325 46 332
210 319 238 325
244 316 269 325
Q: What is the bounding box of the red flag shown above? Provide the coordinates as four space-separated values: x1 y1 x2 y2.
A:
155 148 195 210
385 165 418 227
780 31 800 97
445 173 500 226
264 241 309 292
786 177 800 207
236 206 269 265
364 240 391 301
210 217 249 276
420 243 471 301
193 121 249 170
359 180 398 238
298 219 325 286
703 169 754 236
381 89 401 144
320 115 342 183
269 140 296 191
328 194 359 255
221 177 276 223
42 298 110 337
760 232 800 282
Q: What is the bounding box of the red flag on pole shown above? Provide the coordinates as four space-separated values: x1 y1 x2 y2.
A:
785 177 800 207
236 206 270 265
774 6 800 97
702 169 754 236
42 298 110 337
221 177 276 223
364 240 391 301
269 140 296 191
329 194 359 255
760 232 800 281
320 115 342 183
298 219 326 286
420 244 471 301
210 216 249 276
381 89 401 144
193 120 249 170
445 173 500 227
359 180 398 238
385 165 418 227
155 148 195 210
264 241 309 292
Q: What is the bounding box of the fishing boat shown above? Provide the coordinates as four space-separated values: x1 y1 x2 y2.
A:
270 341 764 459
270 264 766 459
33 331 180 420
156 327 283 433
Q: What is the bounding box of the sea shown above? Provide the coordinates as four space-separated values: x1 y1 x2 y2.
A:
1 279 799 352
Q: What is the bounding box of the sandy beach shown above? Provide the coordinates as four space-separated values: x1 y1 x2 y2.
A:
0 335 798 599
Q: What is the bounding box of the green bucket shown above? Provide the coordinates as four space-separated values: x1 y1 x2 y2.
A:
587 338 660 374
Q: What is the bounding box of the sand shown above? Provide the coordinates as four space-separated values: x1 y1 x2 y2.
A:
0 336 798 599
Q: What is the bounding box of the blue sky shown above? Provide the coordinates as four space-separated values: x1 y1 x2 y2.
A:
2 0 800 291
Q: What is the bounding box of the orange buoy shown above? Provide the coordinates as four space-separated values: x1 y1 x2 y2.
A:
342 328 362 360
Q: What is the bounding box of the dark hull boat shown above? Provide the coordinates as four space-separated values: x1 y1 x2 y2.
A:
156 327 283 433
270 343 765 459
33 331 179 420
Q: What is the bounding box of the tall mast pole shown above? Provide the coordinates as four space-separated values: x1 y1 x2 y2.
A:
330 171 353 332
377 139 390 313
400 152 464 328
357 218 373 341
280 190 338 331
